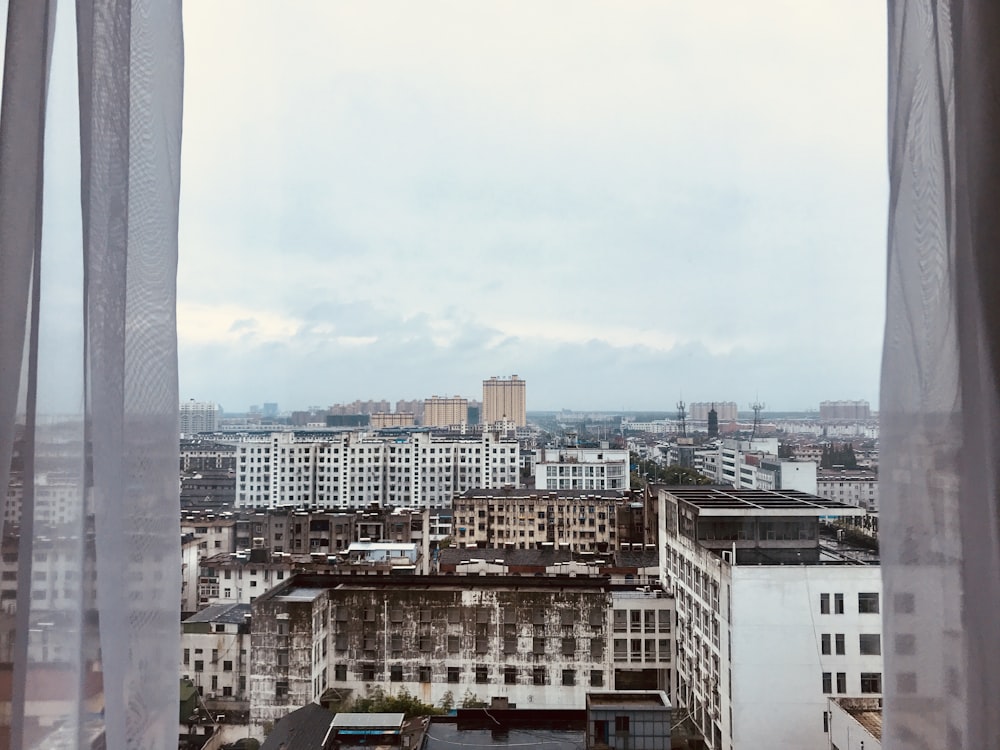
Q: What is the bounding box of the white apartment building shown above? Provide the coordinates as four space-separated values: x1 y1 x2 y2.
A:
233 430 519 511
534 447 629 491
658 486 880 750
181 602 252 707
482 375 527 427
702 439 817 495
816 470 879 512
180 399 221 435
689 403 739 422
248 574 675 733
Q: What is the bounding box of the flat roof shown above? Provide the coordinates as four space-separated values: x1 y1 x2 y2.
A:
273 587 326 602
587 691 670 709
183 602 250 625
331 713 405 728
663 486 866 517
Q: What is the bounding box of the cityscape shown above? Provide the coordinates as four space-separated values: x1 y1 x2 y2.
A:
4 374 883 750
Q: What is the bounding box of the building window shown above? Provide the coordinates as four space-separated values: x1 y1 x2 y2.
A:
448 636 460 654
362 663 376 681
390 665 403 682
194 660 204 673
504 666 517 685
834 593 844 614
897 672 917 694
835 634 845 655
533 667 547 686
836 672 847 694
276 680 288 699
615 716 630 733
475 665 488 684
823 711 829 733
562 637 576 655
821 634 831 655
447 667 460 684
859 634 881 655
822 672 832 694
419 666 432 683
861 672 882 694
820 594 830 614
894 592 915 613
590 670 604 687
895 633 916 655
183 648 190 665
562 669 576 686
335 664 347 681
858 592 880 614
223 660 233 671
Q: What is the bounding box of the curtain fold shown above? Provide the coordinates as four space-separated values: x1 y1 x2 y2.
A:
883 1 1000 748
0 0 183 747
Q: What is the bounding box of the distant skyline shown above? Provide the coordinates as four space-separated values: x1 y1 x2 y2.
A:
177 2 888 412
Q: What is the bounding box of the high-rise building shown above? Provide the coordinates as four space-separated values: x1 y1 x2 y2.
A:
179 399 220 435
689 402 738 422
482 375 527 427
423 396 468 428
819 400 871 420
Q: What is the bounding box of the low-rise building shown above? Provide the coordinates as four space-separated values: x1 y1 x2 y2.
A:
816 469 879 512
534 447 630 491
586 691 672 750
181 602 252 716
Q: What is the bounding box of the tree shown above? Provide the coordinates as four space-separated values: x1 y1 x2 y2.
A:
351 686 444 718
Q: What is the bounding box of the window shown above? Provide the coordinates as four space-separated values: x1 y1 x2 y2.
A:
533 667 547 686
335 664 347 681
822 672 832 693
615 716 630 733
836 672 847 693
504 666 517 685
475 664 488 684
194 660 204 673
895 633 916 655
448 636 460 653
362 663 376 681
820 594 830 614
859 634 881 655
821 634 830 655
859 592 880 614
419 666 432 683
897 672 917 693
835 633 845 655
223 660 233 671
860 672 882 694
894 592 915 613
834 593 844 614
390 665 403 682
590 670 604 687
562 637 576 655
561 669 575 686
447 667 460 683
276 679 288 699
183 648 190 665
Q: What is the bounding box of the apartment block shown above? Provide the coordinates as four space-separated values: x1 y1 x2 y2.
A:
482 375 527 427
423 396 469 428
233 430 519 511
452 489 625 552
180 399 221 435
815 470 879 512
534 447 630 491
248 574 674 731
658 486 880 750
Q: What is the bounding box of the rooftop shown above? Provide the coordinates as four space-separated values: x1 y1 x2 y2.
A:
832 697 883 740
183 602 251 625
587 690 670 709
459 488 624 500
662 486 866 517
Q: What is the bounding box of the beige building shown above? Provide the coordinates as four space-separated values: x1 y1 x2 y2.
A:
423 396 468 428
370 412 415 428
482 375 527 427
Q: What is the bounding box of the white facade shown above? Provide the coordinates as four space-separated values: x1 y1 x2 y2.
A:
180 400 221 435
535 447 629 491
658 487 880 750
703 439 817 494
233 430 519 511
816 471 879 512
181 603 252 705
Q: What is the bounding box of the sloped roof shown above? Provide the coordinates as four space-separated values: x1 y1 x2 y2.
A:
261 703 336 750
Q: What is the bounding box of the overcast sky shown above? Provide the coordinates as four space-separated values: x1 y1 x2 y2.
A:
176 1 888 413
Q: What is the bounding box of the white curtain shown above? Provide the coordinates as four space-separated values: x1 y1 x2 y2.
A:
0 0 183 748
883 1 1000 749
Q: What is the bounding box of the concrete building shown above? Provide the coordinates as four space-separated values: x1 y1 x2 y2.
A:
181 602 252 714
180 439 237 472
658 486 880 750
689 403 738 423
248 574 674 733
370 412 416 429
423 396 469 428
586 691 672 750
816 469 879 512
482 375 527 427
701 439 817 494
233 429 519 511
534 447 629 491
180 399 221 435
819 401 871 421
452 490 625 552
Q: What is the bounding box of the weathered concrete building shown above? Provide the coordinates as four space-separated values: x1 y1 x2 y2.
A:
452 489 627 552
181 602 252 719
248 574 675 732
